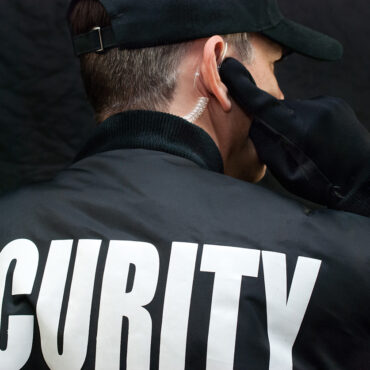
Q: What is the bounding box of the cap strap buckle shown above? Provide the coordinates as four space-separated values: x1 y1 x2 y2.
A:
73 26 118 56
92 27 104 53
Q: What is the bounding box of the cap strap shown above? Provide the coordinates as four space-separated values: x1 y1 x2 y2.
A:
73 26 118 56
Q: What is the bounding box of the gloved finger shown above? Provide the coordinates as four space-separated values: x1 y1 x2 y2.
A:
219 57 297 135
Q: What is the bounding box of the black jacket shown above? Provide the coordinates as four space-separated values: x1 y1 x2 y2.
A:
0 110 369 370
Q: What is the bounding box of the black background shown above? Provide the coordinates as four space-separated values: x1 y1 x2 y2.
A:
0 0 369 194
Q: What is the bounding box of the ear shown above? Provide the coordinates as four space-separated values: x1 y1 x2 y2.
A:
200 36 232 112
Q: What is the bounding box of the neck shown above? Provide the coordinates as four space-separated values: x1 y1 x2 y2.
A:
169 98 235 166
169 96 263 182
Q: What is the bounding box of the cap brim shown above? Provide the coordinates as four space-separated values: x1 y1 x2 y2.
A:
261 18 343 61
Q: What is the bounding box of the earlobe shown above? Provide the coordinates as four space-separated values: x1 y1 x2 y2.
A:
200 36 232 113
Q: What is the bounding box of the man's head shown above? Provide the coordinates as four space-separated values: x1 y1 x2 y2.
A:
68 0 342 182
69 0 255 122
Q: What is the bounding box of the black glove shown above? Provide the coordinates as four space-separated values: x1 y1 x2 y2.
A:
220 57 370 217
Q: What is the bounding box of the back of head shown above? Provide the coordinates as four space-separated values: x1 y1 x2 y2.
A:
68 0 252 123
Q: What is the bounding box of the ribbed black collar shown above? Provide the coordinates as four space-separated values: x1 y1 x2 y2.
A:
75 110 224 174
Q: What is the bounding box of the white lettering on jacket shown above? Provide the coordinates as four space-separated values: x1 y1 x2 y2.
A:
0 239 38 370
262 251 322 370
159 242 198 370
201 244 261 370
37 240 101 370
0 240 322 370
96 241 160 370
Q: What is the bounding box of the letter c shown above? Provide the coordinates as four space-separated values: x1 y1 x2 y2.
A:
0 239 39 370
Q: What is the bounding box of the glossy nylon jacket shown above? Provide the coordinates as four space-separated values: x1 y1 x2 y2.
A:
0 110 369 370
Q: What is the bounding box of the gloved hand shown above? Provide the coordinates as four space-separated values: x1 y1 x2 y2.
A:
220 57 370 217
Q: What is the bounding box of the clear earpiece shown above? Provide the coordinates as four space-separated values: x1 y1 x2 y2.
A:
183 97 209 123
183 42 227 124
218 42 228 69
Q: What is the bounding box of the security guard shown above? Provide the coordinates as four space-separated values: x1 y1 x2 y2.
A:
0 0 369 369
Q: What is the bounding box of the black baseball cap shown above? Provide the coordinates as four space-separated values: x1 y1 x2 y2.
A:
69 0 343 61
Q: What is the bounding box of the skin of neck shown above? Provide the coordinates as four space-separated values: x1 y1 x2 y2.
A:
168 36 266 183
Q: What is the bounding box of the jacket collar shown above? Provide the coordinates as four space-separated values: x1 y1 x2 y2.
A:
75 110 224 174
